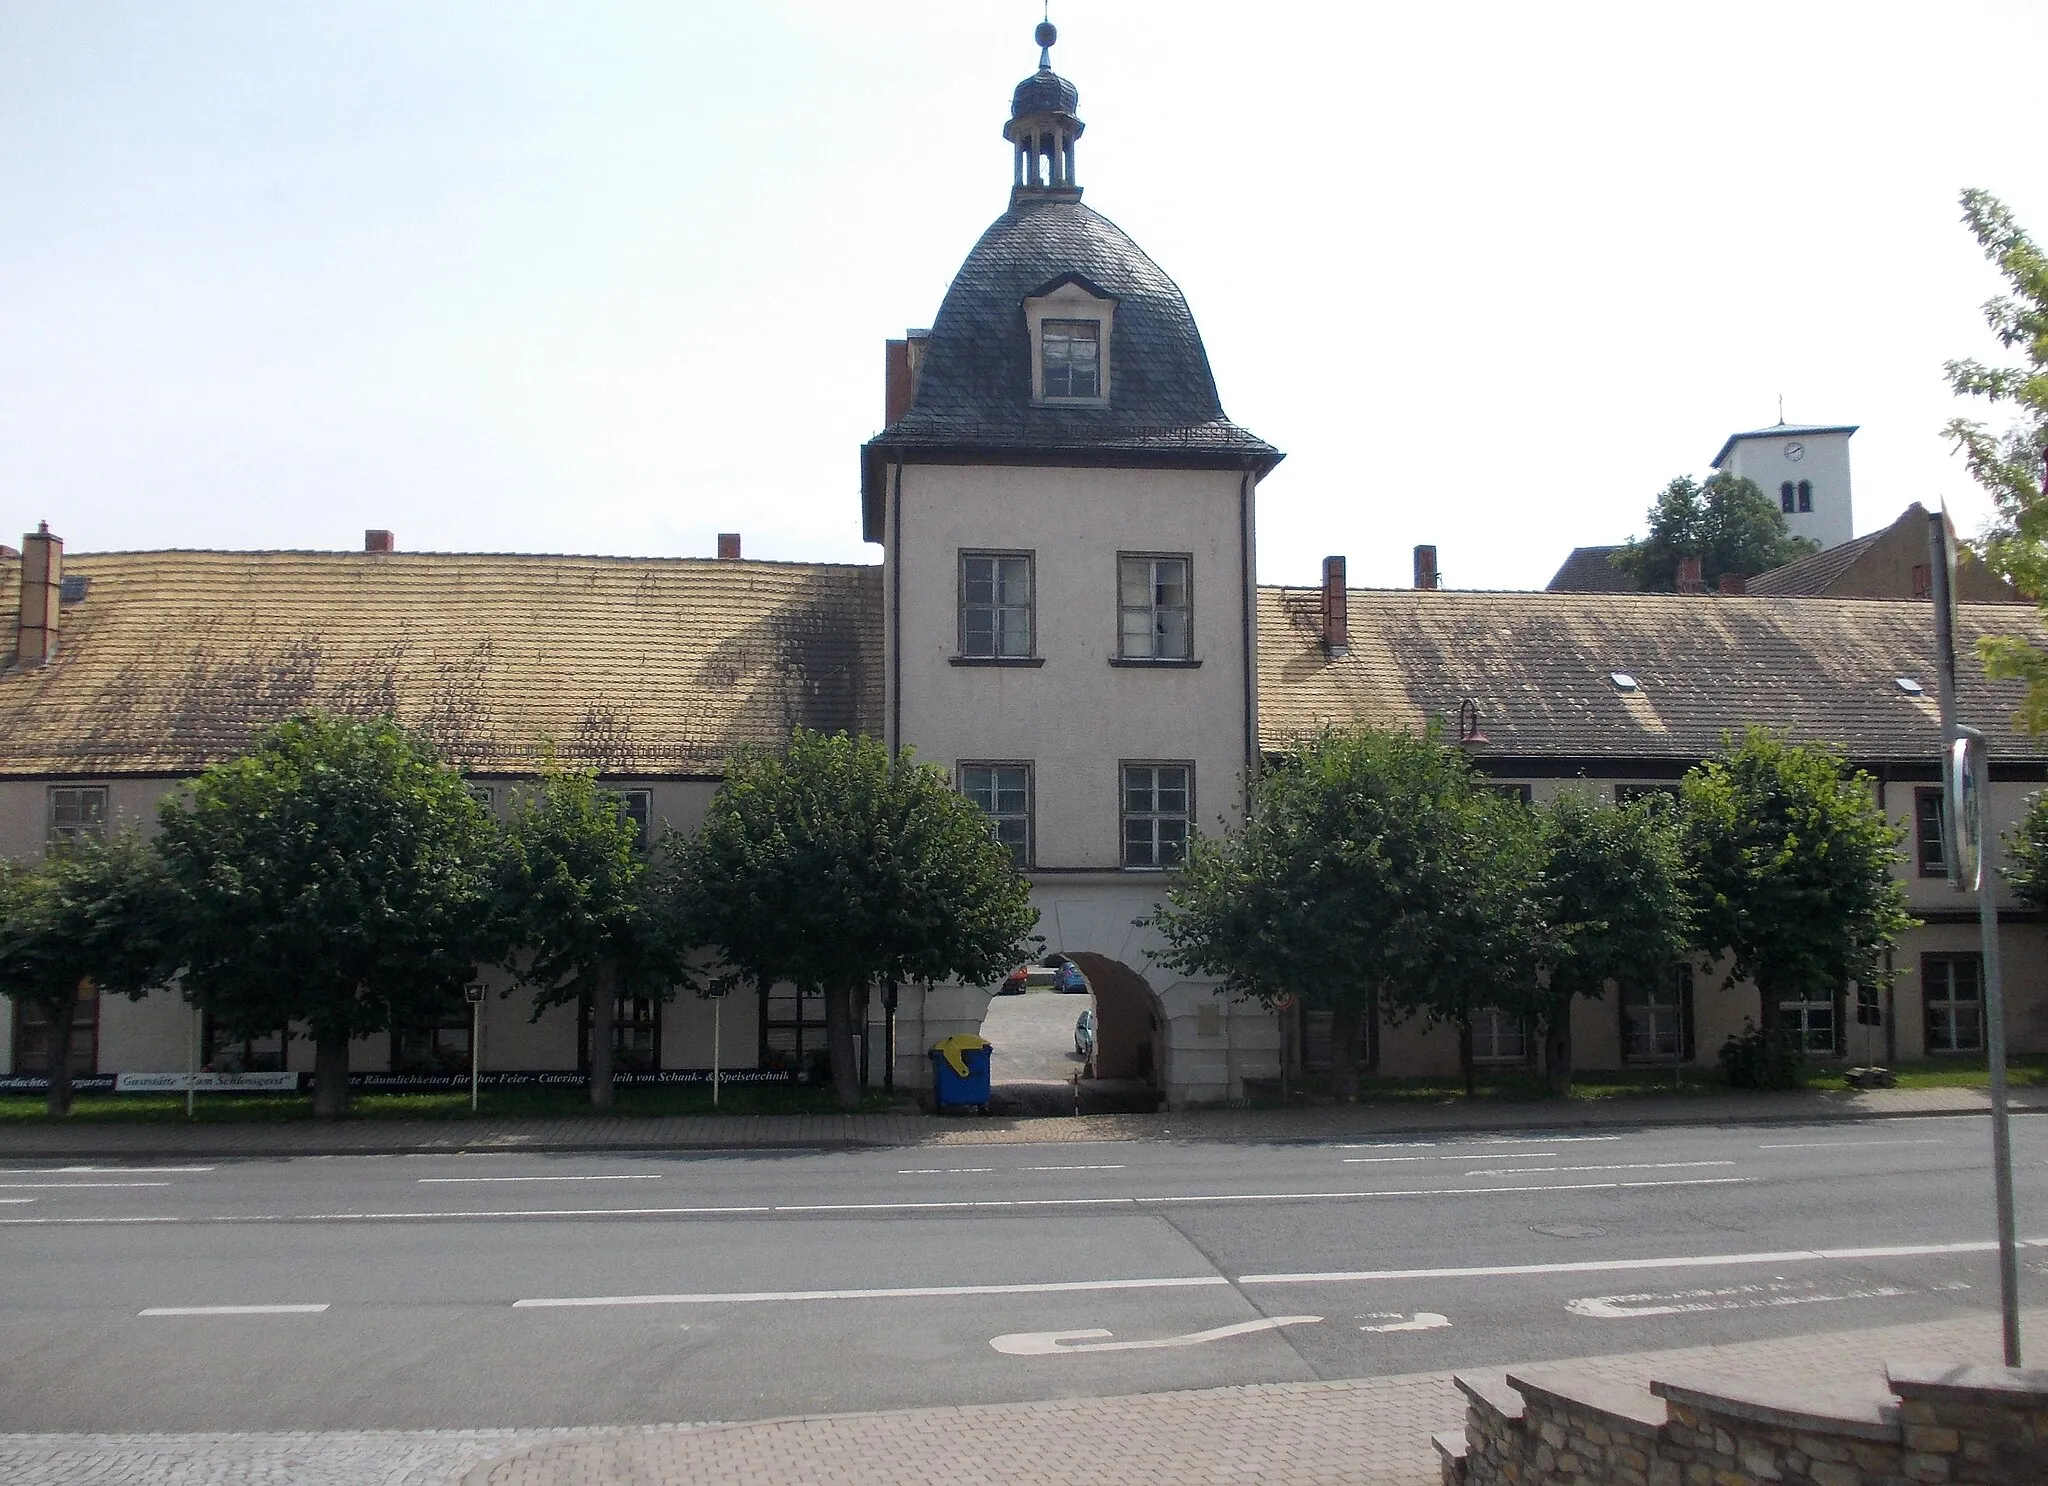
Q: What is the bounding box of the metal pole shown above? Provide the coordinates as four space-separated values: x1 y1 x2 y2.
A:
187 1000 198 1119
712 996 721 1110
470 997 480 1114
1930 508 2021 1365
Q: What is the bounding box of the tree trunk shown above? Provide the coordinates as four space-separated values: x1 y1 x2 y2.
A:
823 981 860 1110
588 962 616 1112
1545 991 1576 1097
1458 1016 1475 1099
312 1032 351 1120
1329 1000 1361 1103
44 990 77 1119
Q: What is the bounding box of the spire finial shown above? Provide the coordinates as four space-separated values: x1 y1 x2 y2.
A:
1036 17 1057 70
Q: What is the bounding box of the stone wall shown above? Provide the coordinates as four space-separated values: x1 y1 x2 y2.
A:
1439 1359 2048 1486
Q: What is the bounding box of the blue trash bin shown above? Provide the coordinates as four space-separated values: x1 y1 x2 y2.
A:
929 1041 993 1113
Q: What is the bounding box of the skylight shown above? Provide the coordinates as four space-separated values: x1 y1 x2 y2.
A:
1609 672 1638 692
1895 677 1924 695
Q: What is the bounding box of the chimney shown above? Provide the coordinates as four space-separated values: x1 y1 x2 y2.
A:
885 339 912 426
364 529 395 553
15 522 62 668
1321 555 1349 657
1677 556 1706 594
1718 571 1747 596
717 533 742 560
1413 544 1439 590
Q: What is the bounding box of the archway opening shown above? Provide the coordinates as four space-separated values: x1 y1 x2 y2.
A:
974 951 1163 1115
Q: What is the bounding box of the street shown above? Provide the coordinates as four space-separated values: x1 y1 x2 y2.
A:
1 1114 2044 1433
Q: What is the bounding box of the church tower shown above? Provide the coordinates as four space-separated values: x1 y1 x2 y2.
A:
860 24 1282 1106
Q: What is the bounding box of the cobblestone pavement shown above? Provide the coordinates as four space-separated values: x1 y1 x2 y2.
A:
0 1084 2034 1161
8 1309 2030 1486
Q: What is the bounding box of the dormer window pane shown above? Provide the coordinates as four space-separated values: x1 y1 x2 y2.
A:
1043 319 1100 398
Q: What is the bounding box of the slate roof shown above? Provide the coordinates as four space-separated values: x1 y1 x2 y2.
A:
0 551 880 777
1744 530 1882 596
1545 544 1640 593
862 196 1277 495
1012 66 1079 117
1257 586 2048 764
1711 423 1858 468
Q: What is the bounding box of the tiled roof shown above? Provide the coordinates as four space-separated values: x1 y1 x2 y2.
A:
865 196 1276 465
1545 545 1640 593
1257 586 2048 764
0 551 881 777
1744 530 1882 595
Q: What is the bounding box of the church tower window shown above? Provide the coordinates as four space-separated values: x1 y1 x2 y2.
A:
1780 481 1796 514
1797 479 1813 513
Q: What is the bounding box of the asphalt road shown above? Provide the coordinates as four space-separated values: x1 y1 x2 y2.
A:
2 1114 2045 1432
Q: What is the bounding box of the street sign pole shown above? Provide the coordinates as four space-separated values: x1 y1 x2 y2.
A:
466 984 485 1115
1929 510 2021 1366
712 995 721 1110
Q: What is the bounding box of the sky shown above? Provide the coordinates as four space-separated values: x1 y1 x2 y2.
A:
4 1 2046 591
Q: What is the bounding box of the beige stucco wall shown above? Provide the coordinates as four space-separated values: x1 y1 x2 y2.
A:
884 461 1256 866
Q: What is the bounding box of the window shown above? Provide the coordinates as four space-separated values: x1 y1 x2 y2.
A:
1470 1007 1529 1064
1122 763 1191 869
617 789 654 852
1623 964 1693 1063
1780 481 1796 514
46 786 107 849
1487 783 1534 806
960 553 1034 659
202 1016 289 1073
761 984 830 1082
393 1016 470 1075
1855 984 1882 1028
467 782 496 810
1118 555 1192 660
1780 994 1840 1056
1912 564 1933 600
576 994 660 1075
1041 319 1100 398
1923 955 1983 1054
1797 479 1813 513
12 991 97 1076
1915 788 1947 877
961 764 1031 868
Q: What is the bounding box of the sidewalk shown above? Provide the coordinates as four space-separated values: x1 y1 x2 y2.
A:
4 1308 2033 1485
0 1084 2038 1159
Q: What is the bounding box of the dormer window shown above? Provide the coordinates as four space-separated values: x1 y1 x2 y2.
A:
1024 275 1116 405
1043 320 1100 398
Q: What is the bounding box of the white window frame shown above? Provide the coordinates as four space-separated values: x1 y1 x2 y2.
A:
46 785 108 849
959 552 1035 660
1923 955 1984 1055
1024 281 1116 405
1780 994 1840 1056
1470 1007 1528 1065
1118 553 1193 661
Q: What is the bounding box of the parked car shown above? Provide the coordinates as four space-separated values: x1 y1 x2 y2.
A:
1074 1008 1096 1058
1055 960 1088 993
998 966 1030 995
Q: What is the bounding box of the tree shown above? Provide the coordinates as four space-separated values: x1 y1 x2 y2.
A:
676 729 1037 1109
1944 188 2048 732
496 768 688 1110
2004 790 2048 909
1152 727 1544 1101
1616 472 1817 592
0 834 177 1117
1680 729 1913 1078
1537 792 1692 1095
154 712 501 1120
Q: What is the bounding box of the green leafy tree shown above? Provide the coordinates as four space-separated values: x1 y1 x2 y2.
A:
1537 792 1692 1095
1944 188 2048 731
2004 790 2048 909
1153 727 1544 1101
1680 729 1914 1083
496 768 689 1110
676 729 1037 1109
0 835 178 1117
154 713 501 1120
1616 473 1817 592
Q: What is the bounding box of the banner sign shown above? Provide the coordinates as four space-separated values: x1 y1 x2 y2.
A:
5 1069 803 1095
115 1071 302 1093
0 1074 116 1094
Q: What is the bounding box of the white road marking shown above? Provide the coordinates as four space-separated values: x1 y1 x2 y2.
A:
1453 1151 1556 1159
0 1181 173 1189
418 1175 663 1184
0 1166 212 1174
0 1198 33 1205
989 1315 1320 1355
1359 1311 1451 1333
515 1275 1231 1308
1241 1237 2044 1287
1476 1136 1622 1144
1566 1280 1918 1319
896 1168 997 1175
0 1175 1754 1226
1757 1139 1945 1150
139 1304 329 1316
1462 1162 1735 1176
1341 1157 1433 1165
1020 1165 1126 1171
1334 1142 1436 1150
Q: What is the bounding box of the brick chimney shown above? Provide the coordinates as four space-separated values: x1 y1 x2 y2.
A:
1321 556 1349 658
15 523 62 668
885 340 912 426
1718 571 1747 596
364 529 395 553
1677 556 1706 594
717 533 742 560
1413 544 1439 590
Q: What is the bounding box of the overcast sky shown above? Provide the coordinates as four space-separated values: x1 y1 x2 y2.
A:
4 2 2045 590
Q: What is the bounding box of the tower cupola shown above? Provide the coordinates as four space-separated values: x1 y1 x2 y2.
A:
1005 21 1083 201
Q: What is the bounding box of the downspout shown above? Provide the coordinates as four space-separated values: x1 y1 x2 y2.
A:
1240 469 1258 784
890 463 903 754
